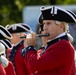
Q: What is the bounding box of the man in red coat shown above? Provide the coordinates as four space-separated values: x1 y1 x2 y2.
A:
0 42 16 75
21 6 76 75
0 25 13 75
0 62 15 75
7 23 31 75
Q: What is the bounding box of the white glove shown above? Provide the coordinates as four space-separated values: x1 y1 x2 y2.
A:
0 55 9 68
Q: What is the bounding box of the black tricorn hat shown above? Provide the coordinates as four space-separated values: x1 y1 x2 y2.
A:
38 13 43 25
0 25 12 40
39 6 76 24
0 39 12 49
6 23 31 33
66 9 76 19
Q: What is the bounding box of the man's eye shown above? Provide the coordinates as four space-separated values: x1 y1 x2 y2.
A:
47 22 51 25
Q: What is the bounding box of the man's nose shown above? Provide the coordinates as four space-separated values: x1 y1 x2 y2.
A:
43 24 47 30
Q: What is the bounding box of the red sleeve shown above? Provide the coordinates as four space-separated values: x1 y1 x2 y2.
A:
5 61 16 75
24 40 74 73
7 48 11 59
71 61 75 75
75 63 76 75
0 64 6 75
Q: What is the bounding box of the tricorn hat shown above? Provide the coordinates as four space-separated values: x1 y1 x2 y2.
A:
39 6 76 24
0 25 12 40
6 23 31 33
0 39 12 49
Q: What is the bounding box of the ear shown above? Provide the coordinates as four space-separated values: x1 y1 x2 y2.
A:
60 23 65 30
58 23 65 33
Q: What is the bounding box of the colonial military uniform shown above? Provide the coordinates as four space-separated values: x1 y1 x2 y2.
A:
9 40 29 75
21 6 76 75
7 23 31 75
0 25 14 75
0 37 16 75
0 39 12 59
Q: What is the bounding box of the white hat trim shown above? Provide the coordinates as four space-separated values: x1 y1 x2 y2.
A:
0 29 12 39
57 7 76 22
40 6 76 22
17 24 33 33
0 40 9 48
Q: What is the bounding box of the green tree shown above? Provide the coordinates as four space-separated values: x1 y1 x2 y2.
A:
0 0 76 27
0 0 22 26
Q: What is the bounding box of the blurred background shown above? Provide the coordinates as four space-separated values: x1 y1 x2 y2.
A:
0 0 76 49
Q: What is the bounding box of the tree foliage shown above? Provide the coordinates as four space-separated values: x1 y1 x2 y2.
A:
0 0 76 26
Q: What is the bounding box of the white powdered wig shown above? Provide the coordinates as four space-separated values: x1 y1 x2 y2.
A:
55 21 69 33
64 22 69 33
67 33 73 43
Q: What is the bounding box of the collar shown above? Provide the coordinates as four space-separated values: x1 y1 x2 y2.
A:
15 40 24 47
47 34 68 48
48 32 67 42
55 32 67 39
56 32 66 38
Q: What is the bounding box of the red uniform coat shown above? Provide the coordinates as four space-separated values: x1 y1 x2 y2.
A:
75 51 76 75
14 44 28 75
75 62 76 75
23 36 75 75
71 61 75 75
9 40 28 75
0 64 6 75
5 61 16 75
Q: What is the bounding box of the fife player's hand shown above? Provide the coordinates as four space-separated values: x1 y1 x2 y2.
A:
26 32 37 46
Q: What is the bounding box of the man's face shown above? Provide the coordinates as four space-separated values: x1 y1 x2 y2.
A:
10 33 21 44
43 20 61 40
